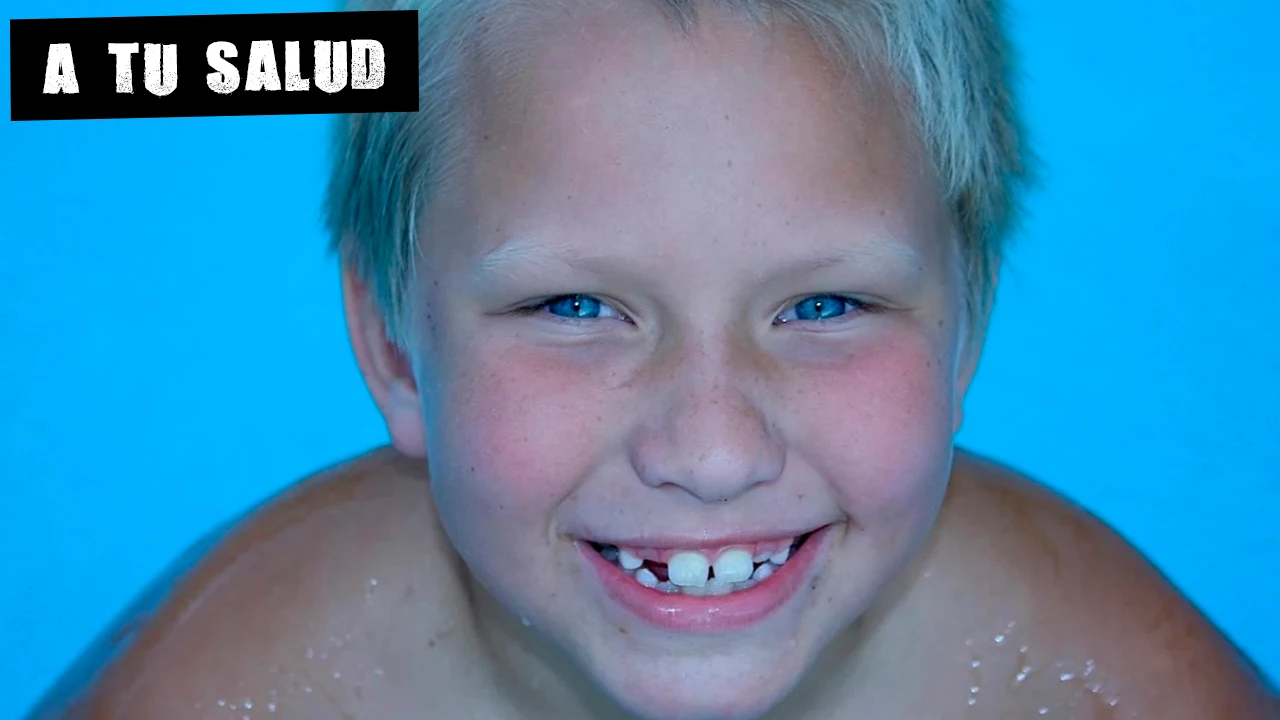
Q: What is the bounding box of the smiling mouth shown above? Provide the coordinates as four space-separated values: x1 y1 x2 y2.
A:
586 531 816 597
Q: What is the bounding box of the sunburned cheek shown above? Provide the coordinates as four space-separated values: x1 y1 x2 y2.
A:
438 348 612 512
799 338 956 516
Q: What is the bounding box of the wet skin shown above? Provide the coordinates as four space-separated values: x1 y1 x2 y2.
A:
27 449 1278 719
28 3 1280 718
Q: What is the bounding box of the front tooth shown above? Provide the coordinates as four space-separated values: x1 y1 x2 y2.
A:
667 551 711 587
704 579 735 596
753 562 775 582
618 549 643 571
634 567 659 588
712 548 754 583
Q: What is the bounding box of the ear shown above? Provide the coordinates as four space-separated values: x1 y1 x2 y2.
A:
341 263 427 458
953 268 998 434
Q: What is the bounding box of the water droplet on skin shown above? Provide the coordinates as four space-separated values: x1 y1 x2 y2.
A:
971 659 981 668
970 686 980 694
243 699 253 709
303 685 312 694
373 668 385 677
994 634 1006 644
305 647 314 659
520 616 531 627
217 699 227 707
1059 672 1075 682
1039 708 1049 715
967 697 977 706
268 702 277 712
333 671 342 679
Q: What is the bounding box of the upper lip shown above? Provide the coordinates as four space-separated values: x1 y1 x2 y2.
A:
579 525 826 550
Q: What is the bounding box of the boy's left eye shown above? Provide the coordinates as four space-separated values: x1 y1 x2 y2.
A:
774 294 869 324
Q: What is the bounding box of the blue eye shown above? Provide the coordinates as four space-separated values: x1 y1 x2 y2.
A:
525 294 625 321
775 294 866 324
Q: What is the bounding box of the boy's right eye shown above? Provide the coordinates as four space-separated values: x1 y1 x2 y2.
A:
518 294 628 322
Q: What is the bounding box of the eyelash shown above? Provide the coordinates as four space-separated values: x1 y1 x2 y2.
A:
513 293 878 325
513 295 631 323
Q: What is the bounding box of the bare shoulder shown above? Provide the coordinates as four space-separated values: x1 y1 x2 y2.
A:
937 450 1278 718
27 448 470 720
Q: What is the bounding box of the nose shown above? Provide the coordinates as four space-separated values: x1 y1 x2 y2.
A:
629 350 786 504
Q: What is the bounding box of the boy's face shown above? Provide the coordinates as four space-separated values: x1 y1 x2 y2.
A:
371 5 974 719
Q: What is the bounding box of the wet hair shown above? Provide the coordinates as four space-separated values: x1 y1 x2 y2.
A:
324 0 1035 348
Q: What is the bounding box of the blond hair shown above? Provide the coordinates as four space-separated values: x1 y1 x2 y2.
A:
325 0 1034 347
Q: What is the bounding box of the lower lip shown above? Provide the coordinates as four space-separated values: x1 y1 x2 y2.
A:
580 527 830 633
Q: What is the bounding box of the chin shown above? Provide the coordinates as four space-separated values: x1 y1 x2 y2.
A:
598 666 802 720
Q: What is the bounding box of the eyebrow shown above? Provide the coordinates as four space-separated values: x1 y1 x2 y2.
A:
468 232 926 286
471 236 585 281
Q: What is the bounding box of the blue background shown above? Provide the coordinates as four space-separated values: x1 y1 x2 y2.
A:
2 0 1277 717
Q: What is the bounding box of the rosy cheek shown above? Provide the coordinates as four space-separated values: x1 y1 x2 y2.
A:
438 345 605 513
795 333 955 518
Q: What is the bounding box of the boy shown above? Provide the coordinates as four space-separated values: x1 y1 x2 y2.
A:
28 0 1279 717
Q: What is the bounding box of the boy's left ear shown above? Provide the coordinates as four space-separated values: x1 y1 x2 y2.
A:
341 263 428 458
954 277 996 434
954 340 980 433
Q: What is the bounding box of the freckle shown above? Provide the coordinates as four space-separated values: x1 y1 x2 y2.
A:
618 626 628 634
428 638 437 648
403 585 416 599
726 159 733 167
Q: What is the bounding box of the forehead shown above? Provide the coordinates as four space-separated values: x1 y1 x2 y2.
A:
440 2 950 275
